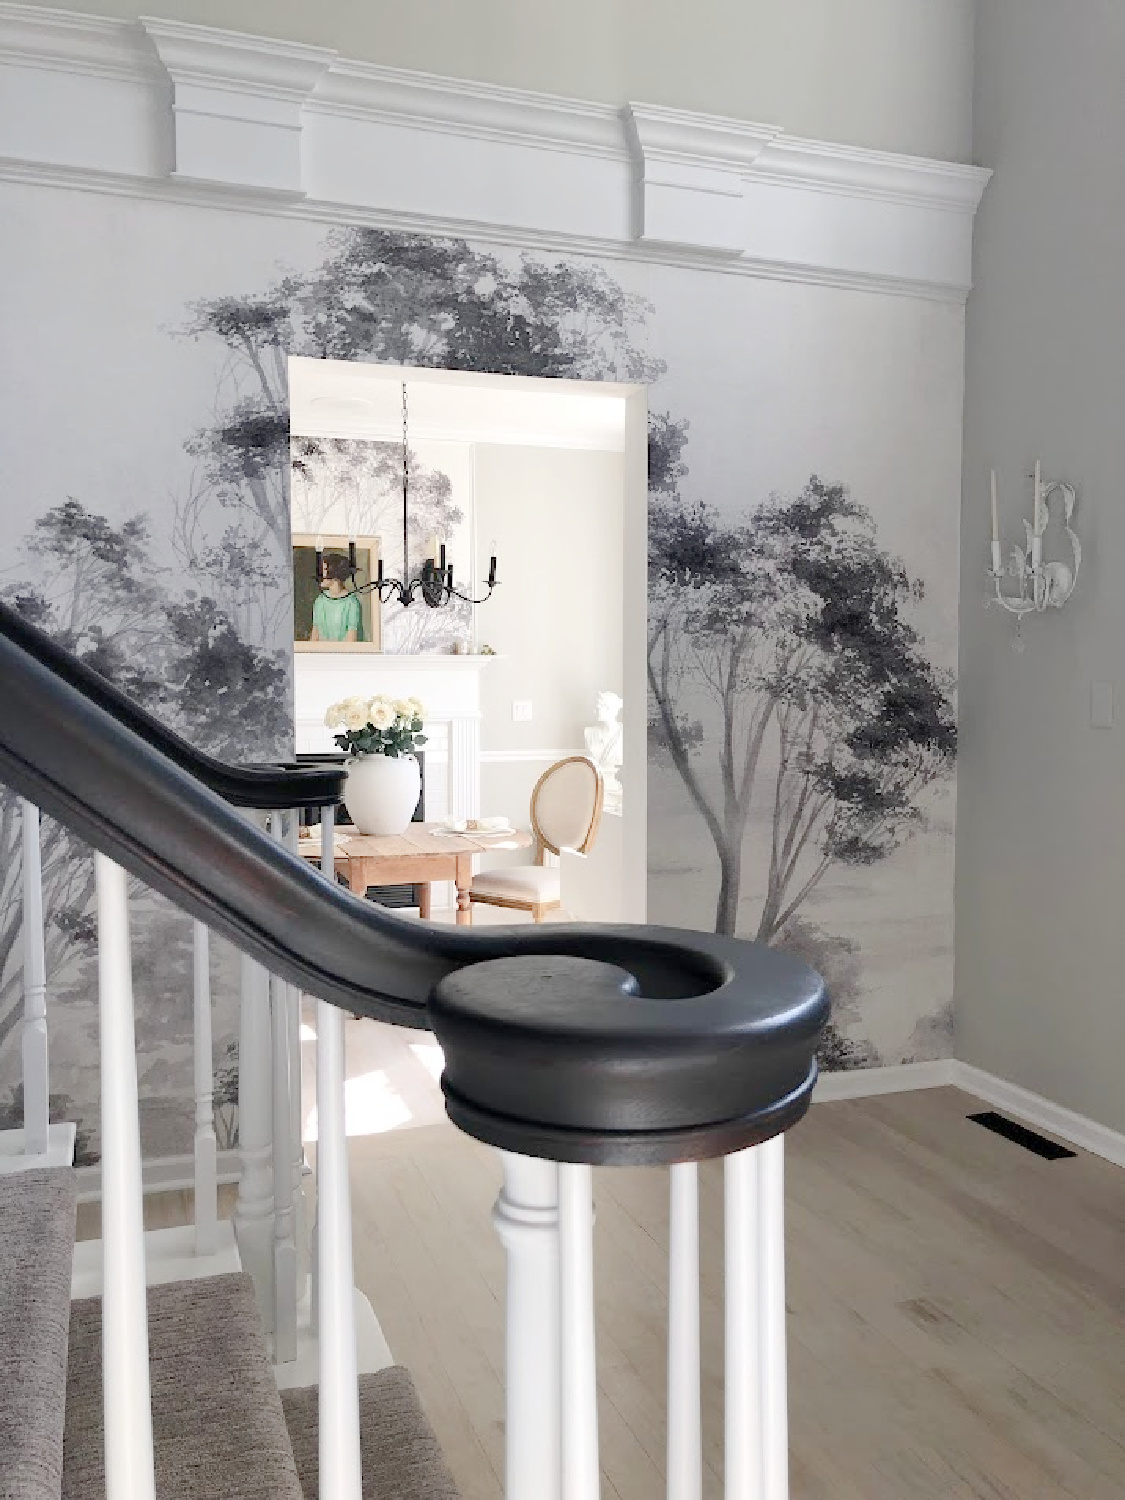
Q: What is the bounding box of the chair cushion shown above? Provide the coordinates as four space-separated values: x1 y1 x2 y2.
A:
471 865 561 903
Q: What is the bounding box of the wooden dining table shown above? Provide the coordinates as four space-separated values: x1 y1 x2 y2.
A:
299 821 532 923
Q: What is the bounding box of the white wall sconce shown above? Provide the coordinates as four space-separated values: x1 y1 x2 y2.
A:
987 460 1081 646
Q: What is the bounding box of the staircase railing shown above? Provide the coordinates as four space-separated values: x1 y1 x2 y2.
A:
0 602 828 1500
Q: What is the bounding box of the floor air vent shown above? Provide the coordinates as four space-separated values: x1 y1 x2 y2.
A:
968 1111 1076 1160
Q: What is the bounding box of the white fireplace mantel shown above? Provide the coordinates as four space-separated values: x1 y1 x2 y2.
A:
293 651 500 822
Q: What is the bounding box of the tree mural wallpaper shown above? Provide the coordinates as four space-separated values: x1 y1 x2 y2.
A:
0 197 963 1155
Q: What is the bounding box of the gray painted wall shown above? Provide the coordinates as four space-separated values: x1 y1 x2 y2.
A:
17 0 975 159
958 0 1125 1132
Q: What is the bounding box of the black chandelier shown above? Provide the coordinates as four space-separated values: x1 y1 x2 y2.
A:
314 382 498 610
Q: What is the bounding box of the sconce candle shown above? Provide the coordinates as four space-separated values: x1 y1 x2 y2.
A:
989 469 1002 574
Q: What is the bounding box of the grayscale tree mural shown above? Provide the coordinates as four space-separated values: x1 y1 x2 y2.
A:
648 420 957 943
0 218 958 1141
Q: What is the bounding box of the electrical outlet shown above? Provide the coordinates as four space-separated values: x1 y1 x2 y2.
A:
512 699 533 722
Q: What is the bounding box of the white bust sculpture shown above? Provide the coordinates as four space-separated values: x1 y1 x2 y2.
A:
584 690 623 815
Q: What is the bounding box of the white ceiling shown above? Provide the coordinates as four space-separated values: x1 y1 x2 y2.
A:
288 356 631 451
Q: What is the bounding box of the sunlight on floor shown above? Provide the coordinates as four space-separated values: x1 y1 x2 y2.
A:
303 1068 413 1142
409 1040 445 1081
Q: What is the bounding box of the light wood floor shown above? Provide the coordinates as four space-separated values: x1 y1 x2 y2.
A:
87 1086 1125 1500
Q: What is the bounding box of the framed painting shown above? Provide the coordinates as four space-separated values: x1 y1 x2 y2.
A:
292 533 382 652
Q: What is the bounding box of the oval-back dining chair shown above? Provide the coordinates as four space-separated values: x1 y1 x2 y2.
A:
468 754 604 922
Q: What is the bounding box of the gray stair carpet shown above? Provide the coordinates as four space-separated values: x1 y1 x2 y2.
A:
0 1165 78 1500
281 1369 462 1500
62 1272 303 1500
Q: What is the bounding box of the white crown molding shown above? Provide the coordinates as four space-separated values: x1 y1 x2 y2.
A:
0 0 160 79
0 3 991 299
314 58 623 160
756 135 990 213
139 15 333 193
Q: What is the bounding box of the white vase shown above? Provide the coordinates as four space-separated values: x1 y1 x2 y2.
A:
344 754 421 836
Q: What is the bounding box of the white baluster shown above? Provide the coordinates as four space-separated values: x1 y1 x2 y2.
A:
289 979 310 1281
758 1137 789 1500
20 799 49 1157
559 1161 600 1500
724 1145 764 1500
317 805 363 1500
269 812 298 1364
192 920 218 1256
493 1152 561 1500
667 1162 702 1500
96 855 156 1500
233 870 275 1330
284 816 309 1284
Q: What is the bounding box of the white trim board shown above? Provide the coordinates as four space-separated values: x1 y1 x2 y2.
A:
814 1058 1125 1171
0 3 990 301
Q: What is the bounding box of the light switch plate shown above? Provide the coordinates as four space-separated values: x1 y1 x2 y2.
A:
1090 680 1114 729
512 699 533 722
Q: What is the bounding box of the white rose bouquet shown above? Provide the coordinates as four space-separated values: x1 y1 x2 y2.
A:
324 694 426 759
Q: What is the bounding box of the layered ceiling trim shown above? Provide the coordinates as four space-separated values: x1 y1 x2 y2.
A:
0 3 990 300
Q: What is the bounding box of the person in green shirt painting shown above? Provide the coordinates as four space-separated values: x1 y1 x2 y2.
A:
310 552 364 643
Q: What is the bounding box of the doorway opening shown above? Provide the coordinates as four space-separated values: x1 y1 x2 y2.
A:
286 356 648 929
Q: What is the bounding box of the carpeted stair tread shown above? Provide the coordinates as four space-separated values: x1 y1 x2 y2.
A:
0 1165 78 1500
281 1368 462 1500
62 1272 303 1500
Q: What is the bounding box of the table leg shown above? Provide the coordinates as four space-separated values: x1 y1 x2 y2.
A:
347 859 366 897
418 883 432 920
455 855 473 926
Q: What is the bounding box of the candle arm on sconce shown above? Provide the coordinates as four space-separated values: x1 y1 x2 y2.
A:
986 461 1081 644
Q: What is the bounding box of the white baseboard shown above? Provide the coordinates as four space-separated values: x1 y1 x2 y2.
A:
813 1059 954 1102
949 1061 1125 1170
813 1057 1125 1170
76 1147 242 1204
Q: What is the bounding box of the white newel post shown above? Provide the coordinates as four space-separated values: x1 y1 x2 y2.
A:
559 1162 600 1500
192 920 218 1256
493 1152 562 1500
20 799 49 1157
316 805 363 1500
96 856 156 1500
234 929 275 1330
667 1162 702 1500
269 813 298 1363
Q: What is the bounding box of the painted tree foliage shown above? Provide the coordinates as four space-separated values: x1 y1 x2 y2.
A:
649 443 956 940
